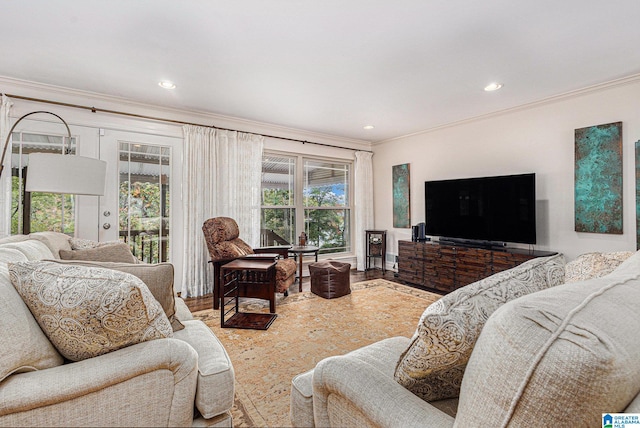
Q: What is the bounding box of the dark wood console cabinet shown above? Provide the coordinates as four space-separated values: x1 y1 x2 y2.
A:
398 240 557 293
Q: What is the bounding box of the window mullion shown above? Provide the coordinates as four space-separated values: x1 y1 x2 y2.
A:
296 154 304 239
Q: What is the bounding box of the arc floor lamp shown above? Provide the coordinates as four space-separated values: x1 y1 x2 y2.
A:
0 111 106 196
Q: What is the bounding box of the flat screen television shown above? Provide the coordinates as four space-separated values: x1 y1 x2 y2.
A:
425 173 536 245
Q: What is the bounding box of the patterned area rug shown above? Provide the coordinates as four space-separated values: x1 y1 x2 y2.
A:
192 279 442 427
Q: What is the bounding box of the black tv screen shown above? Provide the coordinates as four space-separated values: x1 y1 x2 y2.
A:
425 173 536 245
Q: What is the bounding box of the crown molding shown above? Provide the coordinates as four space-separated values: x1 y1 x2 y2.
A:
0 76 372 151
376 72 640 145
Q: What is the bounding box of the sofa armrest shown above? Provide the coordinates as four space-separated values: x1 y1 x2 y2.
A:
0 338 198 427
313 355 455 428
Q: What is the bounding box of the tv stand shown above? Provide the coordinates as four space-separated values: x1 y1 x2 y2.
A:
398 240 556 294
437 237 507 250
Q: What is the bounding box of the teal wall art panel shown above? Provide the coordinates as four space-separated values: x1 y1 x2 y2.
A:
392 163 411 228
575 121 623 234
636 140 640 249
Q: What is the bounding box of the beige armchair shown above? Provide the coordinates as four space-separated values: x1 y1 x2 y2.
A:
0 232 235 427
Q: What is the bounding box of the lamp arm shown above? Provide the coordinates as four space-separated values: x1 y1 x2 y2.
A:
0 110 72 179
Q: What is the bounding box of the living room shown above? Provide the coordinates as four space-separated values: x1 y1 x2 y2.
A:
2 1 640 427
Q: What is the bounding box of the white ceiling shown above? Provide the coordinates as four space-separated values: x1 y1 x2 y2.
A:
2 1 640 143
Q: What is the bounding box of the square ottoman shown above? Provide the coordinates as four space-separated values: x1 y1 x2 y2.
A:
309 260 351 299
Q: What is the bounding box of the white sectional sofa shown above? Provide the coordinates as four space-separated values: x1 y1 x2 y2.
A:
0 232 234 427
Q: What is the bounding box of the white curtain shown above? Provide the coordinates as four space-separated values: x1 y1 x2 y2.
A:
181 125 264 297
213 129 264 243
354 151 374 271
0 95 13 238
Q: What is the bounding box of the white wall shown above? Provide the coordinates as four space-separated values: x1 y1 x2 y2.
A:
373 77 640 262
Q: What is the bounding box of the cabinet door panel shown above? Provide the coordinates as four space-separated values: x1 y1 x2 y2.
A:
397 240 551 294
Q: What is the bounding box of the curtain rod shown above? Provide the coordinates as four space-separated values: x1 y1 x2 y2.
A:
2 93 372 153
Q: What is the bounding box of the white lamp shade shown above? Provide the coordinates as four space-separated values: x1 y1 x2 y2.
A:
25 153 107 196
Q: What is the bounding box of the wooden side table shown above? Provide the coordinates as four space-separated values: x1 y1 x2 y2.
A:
288 245 319 291
220 258 278 330
365 230 387 273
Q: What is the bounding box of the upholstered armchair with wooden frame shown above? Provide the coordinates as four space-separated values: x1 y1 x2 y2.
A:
203 217 297 310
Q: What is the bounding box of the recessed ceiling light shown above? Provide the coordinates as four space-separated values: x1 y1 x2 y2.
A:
363 125 375 130
158 80 176 89
484 82 503 92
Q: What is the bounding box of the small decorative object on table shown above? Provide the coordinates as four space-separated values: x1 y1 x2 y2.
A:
369 235 383 256
299 232 307 246
365 230 387 273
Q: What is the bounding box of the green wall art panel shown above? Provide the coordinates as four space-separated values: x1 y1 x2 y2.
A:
392 163 411 228
636 140 640 249
574 121 623 234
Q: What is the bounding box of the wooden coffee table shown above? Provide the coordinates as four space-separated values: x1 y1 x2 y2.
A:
220 258 277 330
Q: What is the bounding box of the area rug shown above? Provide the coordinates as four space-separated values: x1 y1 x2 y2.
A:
192 279 441 427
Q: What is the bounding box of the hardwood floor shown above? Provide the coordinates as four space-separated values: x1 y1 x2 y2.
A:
181 268 439 313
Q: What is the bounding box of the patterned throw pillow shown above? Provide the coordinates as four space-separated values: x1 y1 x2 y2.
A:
564 251 634 283
69 237 121 250
394 253 565 402
46 259 184 332
9 261 173 362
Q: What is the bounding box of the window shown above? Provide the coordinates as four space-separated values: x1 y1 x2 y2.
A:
11 132 77 235
260 155 295 246
261 153 352 255
303 159 351 254
118 142 171 263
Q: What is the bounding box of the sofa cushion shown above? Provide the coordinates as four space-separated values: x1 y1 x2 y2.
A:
0 240 55 260
29 231 73 258
0 248 29 264
0 235 29 245
46 259 184 331
172 320 235 419
0 263 64 382
565 251 633 283
455 250 640 427
394 253 565 402
9 261 173 361
59 242 138 263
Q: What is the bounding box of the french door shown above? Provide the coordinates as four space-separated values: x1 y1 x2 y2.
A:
98 129 182 264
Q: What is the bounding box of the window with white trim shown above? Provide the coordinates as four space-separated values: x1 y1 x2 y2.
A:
11 131 77 234
261 153 352 255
